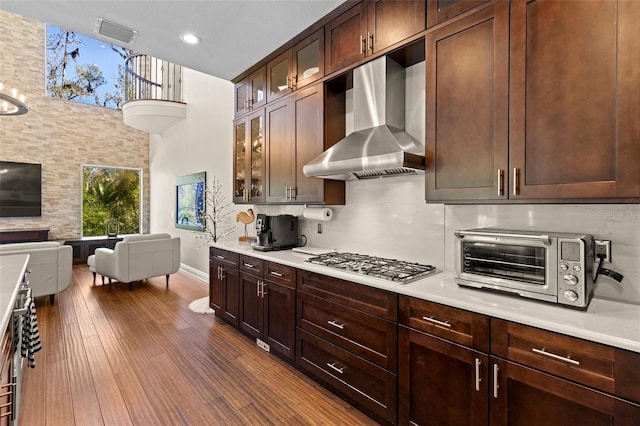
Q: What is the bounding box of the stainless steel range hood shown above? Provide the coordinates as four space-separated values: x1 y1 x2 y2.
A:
303 56 425 180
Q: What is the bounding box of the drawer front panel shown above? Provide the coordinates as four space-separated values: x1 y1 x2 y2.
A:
399 295 489 352
210 248 239 268
296 328 397 425
240 255 264 276
298 292 397 371
297 270 398 320
491 319 640 402
264 261 296 288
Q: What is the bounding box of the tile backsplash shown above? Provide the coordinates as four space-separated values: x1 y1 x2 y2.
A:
254 177 640 304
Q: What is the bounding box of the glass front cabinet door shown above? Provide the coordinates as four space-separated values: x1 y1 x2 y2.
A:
234 109 265 204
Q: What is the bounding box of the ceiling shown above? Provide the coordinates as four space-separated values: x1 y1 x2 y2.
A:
1 0 346 81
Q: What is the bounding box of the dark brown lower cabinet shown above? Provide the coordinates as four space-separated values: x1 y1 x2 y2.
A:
209 260 240 327
491 357 640 425
297 328 397 425
398 325 489 425
239 272 296 360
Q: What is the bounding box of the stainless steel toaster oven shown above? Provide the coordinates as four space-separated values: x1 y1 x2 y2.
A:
454 228 595 309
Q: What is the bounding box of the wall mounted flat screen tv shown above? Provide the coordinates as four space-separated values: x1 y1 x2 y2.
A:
0 161 42 217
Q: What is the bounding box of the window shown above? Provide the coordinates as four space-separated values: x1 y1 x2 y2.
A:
46 24 130 109
82 165 142 237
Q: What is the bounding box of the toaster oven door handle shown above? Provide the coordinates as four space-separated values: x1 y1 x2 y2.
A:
454 230 551 245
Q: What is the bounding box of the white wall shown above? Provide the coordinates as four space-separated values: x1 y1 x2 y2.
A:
149 68 238 278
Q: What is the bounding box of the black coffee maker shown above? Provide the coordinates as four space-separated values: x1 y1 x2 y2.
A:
254 214 299 251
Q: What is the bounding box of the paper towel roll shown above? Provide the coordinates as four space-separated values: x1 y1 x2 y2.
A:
302 207 333 221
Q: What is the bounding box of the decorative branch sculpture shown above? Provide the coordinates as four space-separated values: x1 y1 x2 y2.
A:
195 176 233 246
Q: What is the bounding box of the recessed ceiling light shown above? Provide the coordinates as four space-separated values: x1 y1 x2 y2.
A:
180 33 200 45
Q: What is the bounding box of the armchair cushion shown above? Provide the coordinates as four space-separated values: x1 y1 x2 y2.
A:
0 241 72 299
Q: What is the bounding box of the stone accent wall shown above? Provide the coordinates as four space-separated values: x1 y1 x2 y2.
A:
0 10 150 240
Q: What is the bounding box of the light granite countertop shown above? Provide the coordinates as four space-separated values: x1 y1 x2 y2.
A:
0 254 29 334
212 241 640 354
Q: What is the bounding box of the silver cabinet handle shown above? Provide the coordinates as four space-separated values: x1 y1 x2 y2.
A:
422 316 451 328
217 266 221 280
497 168 504 196
256 280 261 297
532 348 580 366
219 267 226 280
327 320 345 330
368 31 373 51
216 255 225 260
269 271 283 277
513 167 520 196
475 358 481 391
243 263 255 268
326 362 344 374
360 35 365 54
493 364 499 398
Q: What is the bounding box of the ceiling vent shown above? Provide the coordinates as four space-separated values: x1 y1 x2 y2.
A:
94 18 138 46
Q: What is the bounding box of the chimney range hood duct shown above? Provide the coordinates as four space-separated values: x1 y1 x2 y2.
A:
303 56 425 181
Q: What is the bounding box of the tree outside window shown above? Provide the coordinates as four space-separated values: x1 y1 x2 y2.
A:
82 165 142 237
46 24 130 109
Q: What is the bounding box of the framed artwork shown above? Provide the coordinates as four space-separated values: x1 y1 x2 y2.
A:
175 171 206 231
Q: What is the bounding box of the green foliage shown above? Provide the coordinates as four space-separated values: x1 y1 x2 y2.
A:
82 167 141 237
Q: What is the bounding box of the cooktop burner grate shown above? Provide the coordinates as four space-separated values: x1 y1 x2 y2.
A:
306 252 438 284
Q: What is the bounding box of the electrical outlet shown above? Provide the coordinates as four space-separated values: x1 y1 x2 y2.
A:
256 338 270 352
317 223 323 234
594 240 611 263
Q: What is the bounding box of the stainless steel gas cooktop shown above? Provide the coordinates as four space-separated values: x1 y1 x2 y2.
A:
306 252 439 284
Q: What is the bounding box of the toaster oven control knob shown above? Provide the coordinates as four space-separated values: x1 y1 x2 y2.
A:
573 265 582 272
563 274 579 286
560 263 569 271
563 290 579 302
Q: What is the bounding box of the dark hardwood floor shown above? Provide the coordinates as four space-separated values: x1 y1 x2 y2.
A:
20 265 376 425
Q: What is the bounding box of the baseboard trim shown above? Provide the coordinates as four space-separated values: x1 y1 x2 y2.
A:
179 263 208 284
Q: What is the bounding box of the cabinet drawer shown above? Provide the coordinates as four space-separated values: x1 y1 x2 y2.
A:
296 328 397 425
264 261 296 288
297 270 398 321
210 248 239 268
492 319 640 404
239 255 264 276
399 295 489 352
297 292 397 371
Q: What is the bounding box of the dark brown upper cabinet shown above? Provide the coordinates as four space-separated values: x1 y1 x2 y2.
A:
509 0 640 201
267 29 324 103
233 109 266 204
427 0 640 203
234 66 266 118
265 84 343 204
425 0 509 201
426 0 490 28
325 1 425 75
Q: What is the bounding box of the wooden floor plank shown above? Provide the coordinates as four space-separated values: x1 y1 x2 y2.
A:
82 335 133 426
20 265 377 426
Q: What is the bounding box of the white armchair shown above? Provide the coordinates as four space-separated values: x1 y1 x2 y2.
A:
87 233 181 290
0 241 72 303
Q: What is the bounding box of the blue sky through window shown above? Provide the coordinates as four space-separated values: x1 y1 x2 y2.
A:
46 24 126 109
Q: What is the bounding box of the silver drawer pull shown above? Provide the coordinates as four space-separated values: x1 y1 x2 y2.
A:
532 348 580 366
243 263 255 268
326 362 344 374
327 320 345 330
270 271 283 277
216 255 225 260
422 316 451 328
